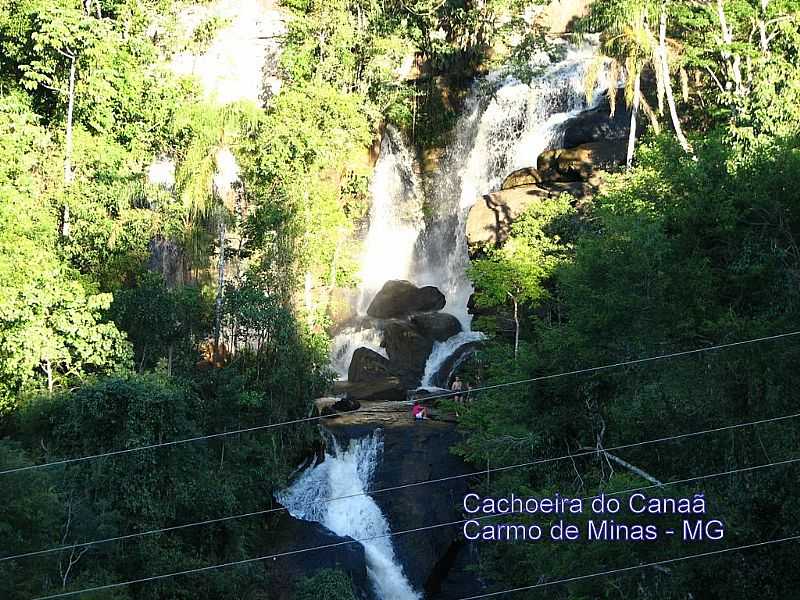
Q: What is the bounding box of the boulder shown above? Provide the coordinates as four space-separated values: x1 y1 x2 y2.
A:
466 181 592 248
409 312 462 342
534 0 593 33
320 397 361 416
366 280 446 319
537 141 627 181
500 167 544 190
383 320 434 385
332 377 407 402
560 88 632 148
348 347 391 383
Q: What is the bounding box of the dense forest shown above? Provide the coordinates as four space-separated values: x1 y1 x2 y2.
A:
1 0 799 598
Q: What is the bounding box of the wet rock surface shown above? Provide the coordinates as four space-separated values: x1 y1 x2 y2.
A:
410 312 463 342
348 347 392 383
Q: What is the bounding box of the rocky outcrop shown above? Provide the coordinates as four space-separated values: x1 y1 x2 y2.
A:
560 88 632 148
466 181 592 248
366 280 446 319
409 312 462 342
264 511 371 600
538 140 627 181
534 0 593 33
348 347 391 383
332 377 408 402
325 404 483 597
500 166 544 190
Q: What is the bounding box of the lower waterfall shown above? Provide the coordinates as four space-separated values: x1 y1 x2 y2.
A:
278 432 421 600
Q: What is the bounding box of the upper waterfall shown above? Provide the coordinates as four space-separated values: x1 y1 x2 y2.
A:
413 40 608 332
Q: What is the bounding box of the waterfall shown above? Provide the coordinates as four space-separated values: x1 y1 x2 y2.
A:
278 431 421 600
329 127 425 379
414 40 607 384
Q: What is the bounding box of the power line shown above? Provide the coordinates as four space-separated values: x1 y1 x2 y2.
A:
4 330 798 477
456 534 800 599
28 456 800 599
5 410 798 564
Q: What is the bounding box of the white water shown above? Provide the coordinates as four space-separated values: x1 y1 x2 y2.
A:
413 41 608 385
330 326 387 380
278 432 420 600
420 331 483 387
415 41 608 328
357 126 426 313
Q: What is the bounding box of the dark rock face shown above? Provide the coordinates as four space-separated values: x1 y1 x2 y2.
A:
264 511 372 600
501 166 544 190
348 347 391 383
332 377 408 402
560 88 631 148
409 312 462 342
466 181 592 248
382 320 434 385
367 280 446 319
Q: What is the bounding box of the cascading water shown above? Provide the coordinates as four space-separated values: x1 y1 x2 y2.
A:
414 40 609 384
278 431 421 600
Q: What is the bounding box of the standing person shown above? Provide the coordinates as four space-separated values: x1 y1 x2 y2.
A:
451 376 464 402
451 376 464 416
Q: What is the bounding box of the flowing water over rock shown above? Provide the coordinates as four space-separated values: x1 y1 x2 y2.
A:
278 431 421 600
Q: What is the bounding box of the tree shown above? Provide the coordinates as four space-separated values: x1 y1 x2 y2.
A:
174 102 260 352
583 0 693 165
469 196 576 359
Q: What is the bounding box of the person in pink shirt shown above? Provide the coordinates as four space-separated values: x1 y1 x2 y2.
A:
412 400 428 420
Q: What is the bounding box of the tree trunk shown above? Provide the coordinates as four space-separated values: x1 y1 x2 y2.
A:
509 292 519 360
213 218 226 352
716 0 744 94
43 358 53 393
660 6 693 155
758 0 770 55
61 54 76 238
626 73 641 169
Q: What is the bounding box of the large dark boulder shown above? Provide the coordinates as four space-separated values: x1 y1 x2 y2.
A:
332 377 407 401
264 512 371 599
367 280 446 319
382 320 434 385
409 312 462 342
560 88 632 148
348 347 391 382
466 181 592 248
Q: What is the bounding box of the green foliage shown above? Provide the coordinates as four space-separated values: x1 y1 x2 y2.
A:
295 569 358 600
